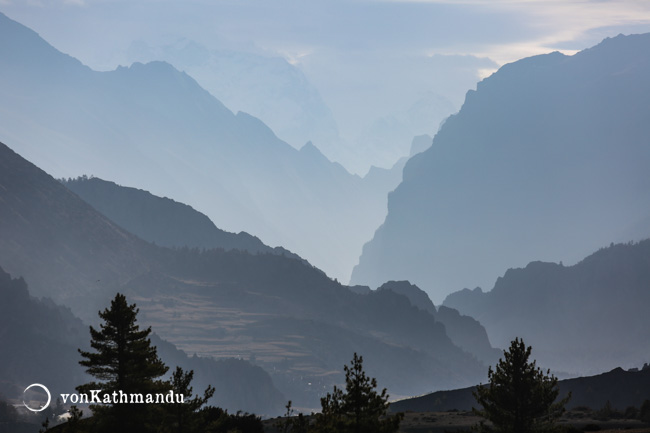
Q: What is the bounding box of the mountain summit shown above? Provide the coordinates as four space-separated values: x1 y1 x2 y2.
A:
352 33 650 301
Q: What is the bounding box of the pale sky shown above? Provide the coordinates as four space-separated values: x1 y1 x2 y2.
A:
5 0 650 66
2 0 650 169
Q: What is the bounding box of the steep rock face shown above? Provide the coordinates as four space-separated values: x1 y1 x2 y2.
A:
443 240 650 375
352 34 650 302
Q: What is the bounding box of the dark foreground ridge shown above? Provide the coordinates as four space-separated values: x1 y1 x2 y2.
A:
391 366 650 413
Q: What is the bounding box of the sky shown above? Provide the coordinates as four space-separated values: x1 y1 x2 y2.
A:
2 0 650 171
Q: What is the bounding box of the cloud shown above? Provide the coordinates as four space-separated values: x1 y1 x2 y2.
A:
377 0 650 64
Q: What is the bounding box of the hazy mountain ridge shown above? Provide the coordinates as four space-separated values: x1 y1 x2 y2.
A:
62 176 302 260
351 33 650 302
376 281 501 366
443 239 650 374
61 172 499 374
126 38 451 174
127 41 348 167
0 141 487 408
0 11 402 283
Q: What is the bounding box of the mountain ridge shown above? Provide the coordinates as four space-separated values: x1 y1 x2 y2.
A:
442 239 650 375
390 366 650 413
0 11 403 283
62 176 303 260
352 32 650 302
0 140 488 408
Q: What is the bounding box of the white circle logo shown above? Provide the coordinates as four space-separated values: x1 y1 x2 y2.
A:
23 383 51 412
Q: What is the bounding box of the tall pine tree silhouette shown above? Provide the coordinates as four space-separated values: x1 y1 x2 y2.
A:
313 353 402 433
77 293 168 433
473 337 569 433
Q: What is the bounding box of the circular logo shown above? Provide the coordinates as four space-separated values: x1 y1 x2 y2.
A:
23 383 51 412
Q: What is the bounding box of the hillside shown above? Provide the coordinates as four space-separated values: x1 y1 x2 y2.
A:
390 367 650 413
352 33 650 302
62 176 301 259
376 281 500 366
0 141 487 408
0 11 401 284
443 240 650 375
0 265 284 415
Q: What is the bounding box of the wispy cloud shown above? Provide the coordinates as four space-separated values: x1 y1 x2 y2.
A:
379 0 650 64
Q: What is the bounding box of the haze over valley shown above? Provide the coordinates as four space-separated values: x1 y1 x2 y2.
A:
2 1 650 429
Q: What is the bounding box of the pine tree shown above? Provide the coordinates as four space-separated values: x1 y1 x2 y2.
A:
163 367 215 433
77 293 169 433
473 337 570 433
313 353 403 433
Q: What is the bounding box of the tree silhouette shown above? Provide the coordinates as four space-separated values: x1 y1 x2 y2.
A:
473 337 570 433
163 366 215 433
77 293 169 433
313 353 402 433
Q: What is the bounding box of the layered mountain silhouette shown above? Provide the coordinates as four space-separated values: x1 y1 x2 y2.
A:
127 40 351 170
352 33 650 302
443 240 650 375
0 11 402 284
0 141 490 408
62 176 302 260
0 265 284 415
375 281 501 365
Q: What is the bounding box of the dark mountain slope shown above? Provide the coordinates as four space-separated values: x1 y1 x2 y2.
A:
352 33 650 302
0 265 283 415
62 176 300 259
377 281 500 366
443 240 650 374
0 141 486 408
377 280 436 315
390 367 650 413
0 265 85 400
0 143 152 313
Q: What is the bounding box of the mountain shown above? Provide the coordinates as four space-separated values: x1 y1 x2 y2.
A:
390 367 650 413
353 95 454 170
126 40 348 167
0 266 86 400
376 281 500 366
0 11 401 284
127 38 451 174
351 33 650 302
0 141 487 408
62 176 301 260
62 174 502 370
0 265 284 415
443 240 650 375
